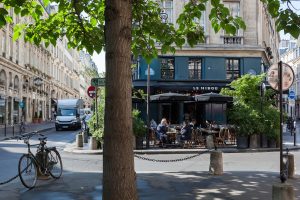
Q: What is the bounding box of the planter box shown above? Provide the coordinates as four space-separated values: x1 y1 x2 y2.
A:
268 138 277 148
135 136 144 150
261 134 268 148
249 134 260 149
237 136 248 149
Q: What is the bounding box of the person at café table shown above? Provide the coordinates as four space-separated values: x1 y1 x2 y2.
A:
189 118 197 129
156 118 168 147
177 120 192 146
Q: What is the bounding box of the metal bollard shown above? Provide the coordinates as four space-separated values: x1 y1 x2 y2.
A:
283 153 295 179
76 134 83 148
272 183 295 200
209 150 223 175
89 136 98 150
12 124 14 136
82 131 88 143
4 123 6 137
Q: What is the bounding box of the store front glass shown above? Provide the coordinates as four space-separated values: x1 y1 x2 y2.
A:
0 98 5 124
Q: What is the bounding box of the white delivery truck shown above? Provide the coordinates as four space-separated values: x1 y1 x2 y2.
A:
55 99 84 131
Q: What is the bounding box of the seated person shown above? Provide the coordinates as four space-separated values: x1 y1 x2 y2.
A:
156 118 168 145
150 119 158 130
177 120 192 145
189 119 197 129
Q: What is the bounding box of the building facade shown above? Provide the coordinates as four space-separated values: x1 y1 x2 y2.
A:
280 38 300 119
0 4 97 124
132 0 280 125
79 51 99 109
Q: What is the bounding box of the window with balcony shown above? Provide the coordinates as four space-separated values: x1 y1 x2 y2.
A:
188 58 202 80
14 75 19 91
161 57 175 80
0 70 6 88
2 30 6 56
160 0 173 23
226 58 240 80
223 1 242 44
8 72 13 88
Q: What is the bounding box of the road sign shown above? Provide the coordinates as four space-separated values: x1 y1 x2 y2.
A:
87 86 96 98
267 63 294 91
19 101 25 109
289 90 295 99
91 78 105 87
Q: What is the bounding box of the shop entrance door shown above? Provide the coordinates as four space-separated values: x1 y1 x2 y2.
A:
161 103 179 124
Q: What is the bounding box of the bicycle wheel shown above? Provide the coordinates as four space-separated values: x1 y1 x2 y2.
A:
46 149 63 179
18 154 37 189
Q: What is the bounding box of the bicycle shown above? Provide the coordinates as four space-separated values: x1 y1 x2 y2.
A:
16 132 63 189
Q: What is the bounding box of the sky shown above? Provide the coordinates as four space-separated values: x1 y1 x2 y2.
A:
92 51 105 73
92 1 300 73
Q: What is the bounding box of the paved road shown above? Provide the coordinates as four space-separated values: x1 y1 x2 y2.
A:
1 130 300 199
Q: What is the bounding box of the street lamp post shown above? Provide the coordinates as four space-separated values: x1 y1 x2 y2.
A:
145 12 168 149
260 82 266 148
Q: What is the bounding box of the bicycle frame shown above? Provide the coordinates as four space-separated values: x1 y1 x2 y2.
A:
23 138 48 175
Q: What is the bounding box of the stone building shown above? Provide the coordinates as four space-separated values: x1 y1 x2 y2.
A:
280 37 300 119
0 4 97 124
132 0 280 124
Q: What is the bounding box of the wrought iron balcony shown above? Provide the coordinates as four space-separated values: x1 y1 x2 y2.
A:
222 36 243 45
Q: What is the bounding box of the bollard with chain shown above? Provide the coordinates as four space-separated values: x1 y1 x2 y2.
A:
134 150 211 162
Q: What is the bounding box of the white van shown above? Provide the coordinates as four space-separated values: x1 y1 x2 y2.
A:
55 99 84 131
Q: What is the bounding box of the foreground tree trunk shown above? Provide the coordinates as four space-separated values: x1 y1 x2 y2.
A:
103 0 137 200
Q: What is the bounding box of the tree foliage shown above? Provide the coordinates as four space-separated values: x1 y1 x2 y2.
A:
88 87 105 141
221 74 280 139
0 0 247 63
0 1 298 60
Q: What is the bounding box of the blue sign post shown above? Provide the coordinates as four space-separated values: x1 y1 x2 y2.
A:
289 90 295 99
19 101 25 109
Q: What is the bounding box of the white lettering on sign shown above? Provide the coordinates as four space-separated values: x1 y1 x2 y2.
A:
193 86 219 91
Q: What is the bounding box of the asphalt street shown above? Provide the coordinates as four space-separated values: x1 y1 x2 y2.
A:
1 129 300 199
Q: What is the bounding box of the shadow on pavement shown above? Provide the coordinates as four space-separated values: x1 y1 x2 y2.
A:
0 171 300 200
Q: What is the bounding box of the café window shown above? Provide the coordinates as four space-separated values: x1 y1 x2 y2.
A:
226 58 240 80
160 0 173 23
161 57 175 80
188 58 202 80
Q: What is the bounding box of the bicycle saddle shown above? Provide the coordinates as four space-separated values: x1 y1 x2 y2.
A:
38 137 47 141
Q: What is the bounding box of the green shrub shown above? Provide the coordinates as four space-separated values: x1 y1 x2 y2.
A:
132 109 146 137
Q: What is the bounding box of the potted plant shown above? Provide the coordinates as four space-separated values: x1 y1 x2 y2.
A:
132 109 146 150
226 104 252 149
33 112 39 123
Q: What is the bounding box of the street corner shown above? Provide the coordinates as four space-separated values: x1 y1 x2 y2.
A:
63 142 102 155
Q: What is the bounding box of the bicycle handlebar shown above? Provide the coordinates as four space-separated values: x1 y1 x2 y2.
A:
13 131 45 140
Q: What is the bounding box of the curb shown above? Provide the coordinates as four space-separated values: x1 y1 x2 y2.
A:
0 127 55 141
63 143 300 155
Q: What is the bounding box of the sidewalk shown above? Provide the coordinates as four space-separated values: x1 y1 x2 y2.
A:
0 121 55 141
0 170 299 199
64 129 300 155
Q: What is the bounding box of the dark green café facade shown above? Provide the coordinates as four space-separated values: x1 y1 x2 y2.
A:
132 55 267 126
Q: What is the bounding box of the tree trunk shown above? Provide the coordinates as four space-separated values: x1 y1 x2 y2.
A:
103 1 137 200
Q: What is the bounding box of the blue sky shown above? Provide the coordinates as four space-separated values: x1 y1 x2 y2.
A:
92 51 105 73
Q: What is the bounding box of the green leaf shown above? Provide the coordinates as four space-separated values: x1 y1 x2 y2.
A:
91 18 97 26
0 15 6 27
21 9 29 17
43 0 50 7
0 8 8 15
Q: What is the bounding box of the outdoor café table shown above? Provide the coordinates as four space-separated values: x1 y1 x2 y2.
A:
166 131 177 144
